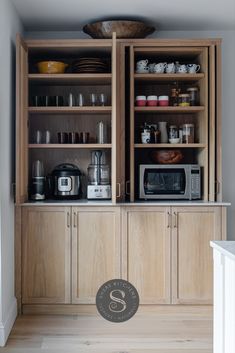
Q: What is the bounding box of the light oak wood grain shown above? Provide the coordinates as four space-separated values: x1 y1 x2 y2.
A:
4 306 212 352
122 207 171 304
72 207 121 304
22 207 71 304
171 207 222 304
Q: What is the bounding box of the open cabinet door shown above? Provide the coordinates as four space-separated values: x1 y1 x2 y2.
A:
16 33 28 204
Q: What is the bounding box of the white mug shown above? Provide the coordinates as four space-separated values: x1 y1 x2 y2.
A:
166 62 175 74
154 62 167 73
187 64 200 73
136 59 148 69
176 64 187 74
148 63 156 73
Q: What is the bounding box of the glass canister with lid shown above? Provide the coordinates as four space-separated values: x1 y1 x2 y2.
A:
186 87 199 106
182 124 195 143
178 94 190 107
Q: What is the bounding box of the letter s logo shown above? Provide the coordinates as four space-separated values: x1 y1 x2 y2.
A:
109 289 127 313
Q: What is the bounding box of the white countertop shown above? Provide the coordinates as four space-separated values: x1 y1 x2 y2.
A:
211 241 235 261
21 200 231 207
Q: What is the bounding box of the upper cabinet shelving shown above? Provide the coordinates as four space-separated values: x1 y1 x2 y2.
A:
16 35 221 205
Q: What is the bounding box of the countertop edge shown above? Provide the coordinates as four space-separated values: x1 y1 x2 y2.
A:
210 241 235 261
18 201 231 207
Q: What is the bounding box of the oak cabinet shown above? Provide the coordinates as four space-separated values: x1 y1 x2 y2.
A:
71 207 121 304
171 207 222 304
22 206 71 304
122 207 171 304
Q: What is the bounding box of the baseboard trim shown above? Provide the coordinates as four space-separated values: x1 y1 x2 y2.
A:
0 298 17 346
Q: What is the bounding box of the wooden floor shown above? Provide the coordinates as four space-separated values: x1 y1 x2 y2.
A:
1 306 213 353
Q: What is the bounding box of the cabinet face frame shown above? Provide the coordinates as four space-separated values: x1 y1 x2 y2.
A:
22 206 71 304
171 206 222 304
71 207 121 304
122 206 171 304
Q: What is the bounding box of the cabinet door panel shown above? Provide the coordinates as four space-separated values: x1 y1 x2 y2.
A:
123 207 171 304
172 207 222 304
22 207 71 304
72 207 120 304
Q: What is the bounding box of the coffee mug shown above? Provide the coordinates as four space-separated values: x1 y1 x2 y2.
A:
136 67 149 74
187 64 200 73
153 62 167 73
176 64 187 74
148 63 156 73
166 62 175 74
136 59 148 69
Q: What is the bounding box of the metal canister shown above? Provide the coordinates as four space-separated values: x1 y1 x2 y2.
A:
96 121 107 144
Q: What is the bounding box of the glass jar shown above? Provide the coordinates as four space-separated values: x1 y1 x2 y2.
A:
182 124 195 143
187 87 199 106
169 125 178 139
170 88 178 106
178 93 190 107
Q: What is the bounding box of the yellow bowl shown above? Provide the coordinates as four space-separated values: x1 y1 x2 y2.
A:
37 61 68 74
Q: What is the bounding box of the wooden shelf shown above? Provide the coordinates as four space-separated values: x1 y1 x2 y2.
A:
28 73 112 85
134 73 205 81
134 143 206 148
28 144 112 149
134 106 205 113
28 106 112 114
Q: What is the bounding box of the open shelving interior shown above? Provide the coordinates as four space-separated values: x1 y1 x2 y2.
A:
129 46 209 201
26 42 115 202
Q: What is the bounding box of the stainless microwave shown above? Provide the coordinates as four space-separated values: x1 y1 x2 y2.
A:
139 164 201 200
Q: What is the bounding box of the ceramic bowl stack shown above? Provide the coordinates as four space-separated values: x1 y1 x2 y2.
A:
72 58 110 73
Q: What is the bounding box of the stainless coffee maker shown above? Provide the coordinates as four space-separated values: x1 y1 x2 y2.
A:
87 150 111 199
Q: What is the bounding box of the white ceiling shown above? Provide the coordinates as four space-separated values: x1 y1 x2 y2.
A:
11 0 235 32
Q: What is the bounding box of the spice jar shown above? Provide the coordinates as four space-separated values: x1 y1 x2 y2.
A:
170 88 178 106
187 87 199 106
169 125 178 139
182 124 194 143
178 93 190 107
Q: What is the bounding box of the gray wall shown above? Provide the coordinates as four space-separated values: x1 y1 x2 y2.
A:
0 0 23 345
25 30 235 239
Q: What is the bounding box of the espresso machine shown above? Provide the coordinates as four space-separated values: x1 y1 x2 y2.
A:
87 150 111 199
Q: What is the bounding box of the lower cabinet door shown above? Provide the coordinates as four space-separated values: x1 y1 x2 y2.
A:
22 207 71 304
122 207 171 304
72 207 121 304
172 207 222 304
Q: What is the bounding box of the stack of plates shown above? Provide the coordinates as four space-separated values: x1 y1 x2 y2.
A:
72 57 110 73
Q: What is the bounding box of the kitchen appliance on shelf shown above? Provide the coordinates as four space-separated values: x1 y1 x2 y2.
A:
87 150 111 200
139 164 201 200
30 160 46 200
51 163 81 199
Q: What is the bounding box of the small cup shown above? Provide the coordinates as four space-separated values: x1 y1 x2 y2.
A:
176 64 187 74
44 130 51 144
34 130 42 144
136 95 146 106
68 93 75 107
68 132 78 144
99 93 107 106
90 93 97 106
187 64 200 73
165 62 175 74
136 59 148 70
80 132 90 144
58 132 68 144
31 95 41 107
153 62 167 74
147 95 158 106
158 95 169 107
78 93 84 107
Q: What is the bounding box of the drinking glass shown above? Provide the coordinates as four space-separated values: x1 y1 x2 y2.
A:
90 93 97 106
99 93 107 106
78 93 84 107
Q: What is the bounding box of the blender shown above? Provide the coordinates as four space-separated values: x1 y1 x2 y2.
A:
87 150 111 199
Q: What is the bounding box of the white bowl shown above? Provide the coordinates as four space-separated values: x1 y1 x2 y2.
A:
169 138 180 144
